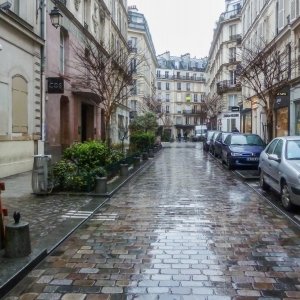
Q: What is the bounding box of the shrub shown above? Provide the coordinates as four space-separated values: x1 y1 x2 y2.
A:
161 131 171 142
130 132 156 151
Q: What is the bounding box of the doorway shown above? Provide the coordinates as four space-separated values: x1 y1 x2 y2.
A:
60 96 70 153
81 104 94 142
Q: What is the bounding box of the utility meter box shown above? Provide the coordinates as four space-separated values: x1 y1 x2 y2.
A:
32 155 53 195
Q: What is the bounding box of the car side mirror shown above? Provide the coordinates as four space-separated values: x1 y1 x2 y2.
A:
268 154 281 163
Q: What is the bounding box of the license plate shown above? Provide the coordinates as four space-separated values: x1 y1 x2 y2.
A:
247 157 258 161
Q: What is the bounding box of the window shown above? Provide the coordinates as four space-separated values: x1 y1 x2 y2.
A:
186 117 191 125
166 105 170 113
229 71 236 84
12 76 28 133
131 100 137 111
229 25 237 39
291 0 296 21
165 71 169 78
229 47 236 62
157 70 161 78
229 94 238 107
187 83 190 91
157 82 161 90
177 72 180 79
186 94 191 101
193 73 197 80
157 93 162 101
130 58 137 73
194 117 198 125
201 94 205 102
177 82 181 90
131 79 137 94
177 93 182 101
14 0 20 15
176 116 182 124
118 115 125 139
278 0 284 30
194 94 198 102
177 105 182 113
60 31 65 73
166 94 170 102
166 83 170 90
273 139 283 158
186 73 190 79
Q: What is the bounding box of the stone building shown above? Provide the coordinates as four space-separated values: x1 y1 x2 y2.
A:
156 52 207 139
0 0 44 177
127 5 158 121
206 0 243 133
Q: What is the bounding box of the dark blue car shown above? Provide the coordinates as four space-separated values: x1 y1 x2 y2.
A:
214 132 230 157
221 133 266 170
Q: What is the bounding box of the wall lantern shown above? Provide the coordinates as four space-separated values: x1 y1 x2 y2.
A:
49 3 63 28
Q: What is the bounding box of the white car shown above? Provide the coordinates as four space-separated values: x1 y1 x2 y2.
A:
259 136 300 211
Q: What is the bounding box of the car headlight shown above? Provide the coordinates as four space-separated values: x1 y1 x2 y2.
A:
231 152 241 156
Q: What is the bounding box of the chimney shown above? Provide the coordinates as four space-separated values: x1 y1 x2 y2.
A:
128 5 138 12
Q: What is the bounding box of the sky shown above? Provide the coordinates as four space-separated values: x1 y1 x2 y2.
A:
127 0 225 59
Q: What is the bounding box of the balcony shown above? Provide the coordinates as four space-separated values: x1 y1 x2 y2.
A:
229 34 242 41
182 110 200 115
229 57 237 63
166 111 170 114
156 74 206 82
129 47 137 53
217 80 241 94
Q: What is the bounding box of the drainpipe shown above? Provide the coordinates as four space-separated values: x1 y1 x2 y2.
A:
40 0 46 154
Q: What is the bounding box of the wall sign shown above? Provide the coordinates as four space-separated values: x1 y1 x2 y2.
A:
47 77 64 94
275 87 290 109
231 106 240 112
224 113 239 118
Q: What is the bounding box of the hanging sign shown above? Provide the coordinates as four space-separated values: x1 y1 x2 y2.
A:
47 77 64 94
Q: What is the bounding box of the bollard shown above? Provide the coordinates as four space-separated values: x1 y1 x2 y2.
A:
134 157 141 168
5 212 31 258
120 164 129 176
149 148 154 158
142 152 148 160
95 177 107 194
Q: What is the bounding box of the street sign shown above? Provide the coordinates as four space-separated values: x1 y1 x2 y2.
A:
231 106 240 112
47 77 64 94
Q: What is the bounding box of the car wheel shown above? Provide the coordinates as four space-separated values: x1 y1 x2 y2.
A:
227 156 233 170
281 180 294 211
259 171 270 191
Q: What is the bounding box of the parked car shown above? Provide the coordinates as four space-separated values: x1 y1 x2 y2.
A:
221 133 266 170
195 125 208 141
203 130 217 151
259 136 300 211
209 131 221 154
214 132 230 157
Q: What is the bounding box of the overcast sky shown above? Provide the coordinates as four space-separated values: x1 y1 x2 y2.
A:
127 0 225 59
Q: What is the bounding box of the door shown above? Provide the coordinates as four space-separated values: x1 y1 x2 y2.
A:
267 139 283 192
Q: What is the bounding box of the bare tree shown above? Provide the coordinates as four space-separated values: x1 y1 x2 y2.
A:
237 38 297 141
64 37 145 145
204 93 222 129
142 95 166 125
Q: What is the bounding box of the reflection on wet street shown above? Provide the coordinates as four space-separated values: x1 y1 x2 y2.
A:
5 144 300 300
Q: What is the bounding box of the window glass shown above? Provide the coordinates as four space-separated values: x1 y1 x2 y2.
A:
286 140 300 159
224 135 231 144
273 139 283 158
266 139 278 154
230 134 265 146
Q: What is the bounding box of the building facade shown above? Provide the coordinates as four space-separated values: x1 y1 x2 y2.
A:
156 52 207 139
206 0 243 133
127 5 158 122
0 0 44 177
45 0 129 162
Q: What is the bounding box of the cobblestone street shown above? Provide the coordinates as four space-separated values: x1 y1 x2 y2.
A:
4 144 300 300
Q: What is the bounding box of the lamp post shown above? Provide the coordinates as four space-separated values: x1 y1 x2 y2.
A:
49 3 63 28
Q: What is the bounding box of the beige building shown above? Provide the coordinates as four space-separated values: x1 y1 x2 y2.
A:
156 52 207 139
0 0 44 177
127 5 158 121
206 0 243 132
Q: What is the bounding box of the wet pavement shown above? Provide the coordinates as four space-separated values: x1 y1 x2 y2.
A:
3 143 300 299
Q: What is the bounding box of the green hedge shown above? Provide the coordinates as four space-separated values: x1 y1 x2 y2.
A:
130 132 156 152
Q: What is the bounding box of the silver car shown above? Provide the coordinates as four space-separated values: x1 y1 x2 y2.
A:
259 136 300 211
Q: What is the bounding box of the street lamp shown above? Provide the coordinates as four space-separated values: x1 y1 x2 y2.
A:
49 3 63 28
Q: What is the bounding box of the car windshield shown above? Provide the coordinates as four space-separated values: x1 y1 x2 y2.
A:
195 129 207 134
230 134 265 146
207 131 215 138
286 140 300 160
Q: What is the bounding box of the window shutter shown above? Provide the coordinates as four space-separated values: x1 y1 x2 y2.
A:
278 0 284 29
291 0 296 21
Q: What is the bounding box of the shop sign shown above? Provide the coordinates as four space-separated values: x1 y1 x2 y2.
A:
47 77 64 94
224 113 239 118
231 106 240 112
275 88 290 109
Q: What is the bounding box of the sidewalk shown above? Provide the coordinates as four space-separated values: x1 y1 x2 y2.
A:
0 156 154 298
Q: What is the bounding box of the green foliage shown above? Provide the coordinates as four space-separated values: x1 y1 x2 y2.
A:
161 131 171 142
53 140 121 191
130 132 156 151
129 112 158 134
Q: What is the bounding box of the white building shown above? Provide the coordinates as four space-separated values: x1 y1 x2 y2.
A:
0 0 44 177
156 52 207 139
206 0 243 132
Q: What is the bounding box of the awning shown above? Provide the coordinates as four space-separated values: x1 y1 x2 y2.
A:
71 87 102 104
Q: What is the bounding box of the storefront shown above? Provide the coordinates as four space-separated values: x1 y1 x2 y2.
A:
274 88 290 137
220 112 240 132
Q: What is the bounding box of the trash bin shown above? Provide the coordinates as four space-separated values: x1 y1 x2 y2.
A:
32 155 53 195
